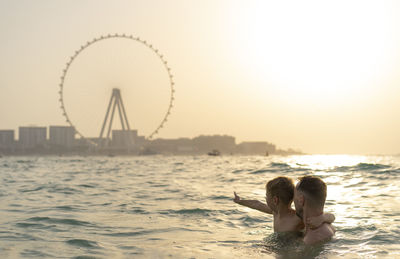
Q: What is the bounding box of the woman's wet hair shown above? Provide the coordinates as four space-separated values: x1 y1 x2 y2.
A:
266 176 294 205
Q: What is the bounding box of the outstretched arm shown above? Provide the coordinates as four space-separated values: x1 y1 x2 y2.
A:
233 191 273 214
306 213 335 229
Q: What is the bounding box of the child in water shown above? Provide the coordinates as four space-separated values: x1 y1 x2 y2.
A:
233 176 335 232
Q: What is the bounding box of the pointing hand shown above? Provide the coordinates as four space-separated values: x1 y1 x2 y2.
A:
233 191 241 204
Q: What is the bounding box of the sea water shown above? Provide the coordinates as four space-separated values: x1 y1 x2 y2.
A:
0 155 399 258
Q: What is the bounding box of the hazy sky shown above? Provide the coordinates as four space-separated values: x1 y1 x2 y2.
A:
1 0 400 154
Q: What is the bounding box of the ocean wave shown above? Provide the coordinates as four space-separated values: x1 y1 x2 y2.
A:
47 186 82 195
249 164 310 175
1 163 10 168
16 160 34 164
78 184 97 188
357 163 391 170
249 168 276 175
104 230 153 237
334 163 392 172
106 227 211 237
18 186 45 193
173 162 184 166
15 222 47 229
270 162 291 168
66 159 85 163
128 208 149 214
159 208 214 216
67 239 101 249
73 255 104 259
0 230 42 241
20 249 54 258
238 215 268 227
55 205 81 211
154 197 171 201
369 169 400 175
231 169 251 174
27 217 95 227
369 233 398 244
210 195 231 200
73 256 103 259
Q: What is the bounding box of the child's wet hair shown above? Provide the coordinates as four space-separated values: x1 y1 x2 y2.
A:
266 176 294 205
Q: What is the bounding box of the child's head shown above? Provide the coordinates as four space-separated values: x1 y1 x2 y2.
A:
265 176 294 211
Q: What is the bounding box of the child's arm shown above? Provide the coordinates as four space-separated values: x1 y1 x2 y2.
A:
233 191 272 214
306 213 335 229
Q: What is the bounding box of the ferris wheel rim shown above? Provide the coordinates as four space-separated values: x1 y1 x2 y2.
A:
58 34 175 145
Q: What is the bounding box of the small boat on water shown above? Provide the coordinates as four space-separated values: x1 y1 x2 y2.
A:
207 149 220 156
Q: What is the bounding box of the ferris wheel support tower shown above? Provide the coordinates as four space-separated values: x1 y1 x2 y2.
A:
99 88 132 147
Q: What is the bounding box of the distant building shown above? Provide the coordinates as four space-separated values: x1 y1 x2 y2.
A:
192 135 236 153
236 141 276 155
19 126 47 149
135 135 147 147
147 138 194 154
0 130 15 149
112 130 138 148
49 126 75 148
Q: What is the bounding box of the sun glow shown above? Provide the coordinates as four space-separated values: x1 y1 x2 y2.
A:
228 1 398 108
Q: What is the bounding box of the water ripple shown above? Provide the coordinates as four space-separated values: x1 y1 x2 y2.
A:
27 217 96 227
66 239 101 249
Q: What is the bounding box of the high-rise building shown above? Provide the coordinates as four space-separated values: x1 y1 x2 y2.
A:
112 130 138 148
0 130 15 148
49 126 75 148
19 126 47 149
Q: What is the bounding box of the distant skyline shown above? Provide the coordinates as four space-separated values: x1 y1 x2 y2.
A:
1 1 400 155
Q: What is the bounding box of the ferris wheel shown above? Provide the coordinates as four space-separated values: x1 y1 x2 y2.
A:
58 34 175 146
